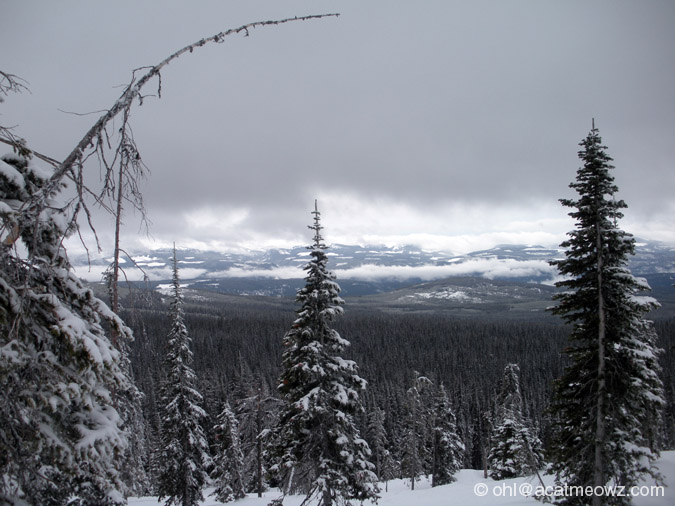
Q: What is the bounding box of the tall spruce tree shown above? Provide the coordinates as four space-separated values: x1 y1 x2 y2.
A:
157 247 210 506
211 401 246 503
269 201 378 506
237 377 281 497
549 123 664 505
431 384 465 487
366 406 397 490
487 364 543 480
401 373 432 490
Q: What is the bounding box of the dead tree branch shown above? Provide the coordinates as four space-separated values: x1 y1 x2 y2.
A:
0 71 29 99
45 13 339 201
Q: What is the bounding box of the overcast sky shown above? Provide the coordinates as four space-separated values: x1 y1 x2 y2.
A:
3 1 674 256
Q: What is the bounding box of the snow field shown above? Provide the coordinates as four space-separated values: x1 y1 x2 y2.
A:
129 451 673 506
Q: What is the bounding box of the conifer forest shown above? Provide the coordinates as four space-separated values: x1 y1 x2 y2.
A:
1 5 675 506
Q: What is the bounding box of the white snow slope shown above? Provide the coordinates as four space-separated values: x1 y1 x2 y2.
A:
130 451 674 505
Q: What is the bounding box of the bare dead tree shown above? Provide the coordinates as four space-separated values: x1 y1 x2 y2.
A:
1 12 339 317
98 107 150 322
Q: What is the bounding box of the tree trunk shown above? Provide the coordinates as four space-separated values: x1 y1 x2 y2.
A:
431 433 438 487
411 455 416 491
285 466 295 496
593 220 606 506
256 390 263 497
323 488 332 506
110 161 124 347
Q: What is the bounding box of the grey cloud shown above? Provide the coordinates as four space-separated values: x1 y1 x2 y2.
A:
2 0 674 251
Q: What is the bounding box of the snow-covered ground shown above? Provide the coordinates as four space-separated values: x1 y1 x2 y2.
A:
130 451 673 505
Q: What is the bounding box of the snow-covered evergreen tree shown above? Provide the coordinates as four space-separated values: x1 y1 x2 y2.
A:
237 377 281 496
0 153 132 504
431 384 465 487
269 201 379 506
157 247 210 506
401 373 432 490
488 363 543 480
110 306 152 497
211 401 246 503
495 363 523 418
118 389 153 497
549 123 664 505
366 406 397 490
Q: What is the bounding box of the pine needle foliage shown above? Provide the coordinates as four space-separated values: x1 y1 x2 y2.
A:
401 373 432 490
431 384 465 486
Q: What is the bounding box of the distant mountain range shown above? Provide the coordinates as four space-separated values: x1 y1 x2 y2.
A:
78 240 675 317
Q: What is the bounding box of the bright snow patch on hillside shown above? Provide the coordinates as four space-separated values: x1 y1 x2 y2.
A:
129 451 673 505
156 283 192 295
411 289 484 303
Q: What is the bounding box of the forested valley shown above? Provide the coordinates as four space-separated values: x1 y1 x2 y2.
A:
117 285 675 489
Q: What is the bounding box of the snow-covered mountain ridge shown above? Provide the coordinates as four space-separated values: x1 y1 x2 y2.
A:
76 240 675 294
77 240 675 317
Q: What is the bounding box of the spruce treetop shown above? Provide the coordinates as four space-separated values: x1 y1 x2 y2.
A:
309 198 326 251
551 122 655 323
496 363 523 420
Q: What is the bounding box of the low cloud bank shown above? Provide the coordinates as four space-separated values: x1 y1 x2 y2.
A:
207 257 555 283
335 258 555 281
75 256 557 285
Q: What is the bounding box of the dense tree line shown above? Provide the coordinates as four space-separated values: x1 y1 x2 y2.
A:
118 283 675 495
